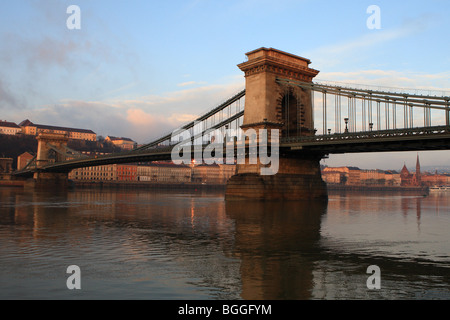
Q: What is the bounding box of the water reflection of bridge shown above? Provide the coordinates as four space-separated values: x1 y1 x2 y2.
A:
3 188 448 299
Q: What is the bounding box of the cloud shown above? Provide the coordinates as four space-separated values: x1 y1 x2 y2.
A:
319 30 403 57
177 81 198 87
307 14 433 69
30 37 81 68
0 79 21 110
168 113 198 123
176 80 210 88
0 0 139 111
126 109 157 126
125 109 193 128
4 35 105 73
0 30 114 111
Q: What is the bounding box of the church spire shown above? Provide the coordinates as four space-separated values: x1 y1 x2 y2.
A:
416 153 421 184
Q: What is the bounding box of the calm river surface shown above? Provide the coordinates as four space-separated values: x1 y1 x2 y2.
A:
0 186 448 300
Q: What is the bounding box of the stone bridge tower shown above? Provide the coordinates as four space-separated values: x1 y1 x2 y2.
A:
225 48 327 200
34 132 70 187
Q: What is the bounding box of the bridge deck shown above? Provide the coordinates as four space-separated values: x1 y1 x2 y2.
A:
284 125 450 153
13 125 450 177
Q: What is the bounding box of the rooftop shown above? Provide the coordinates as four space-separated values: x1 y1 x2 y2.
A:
106 136 135 142
19 119 95 134
0 120 20 128
141 161 190 168
245 47 312 65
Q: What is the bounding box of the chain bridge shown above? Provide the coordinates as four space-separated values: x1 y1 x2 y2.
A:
14 48 450 199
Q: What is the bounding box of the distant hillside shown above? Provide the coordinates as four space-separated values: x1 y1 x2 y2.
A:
421 166 450 174
0 134 123 169
0 134 37 168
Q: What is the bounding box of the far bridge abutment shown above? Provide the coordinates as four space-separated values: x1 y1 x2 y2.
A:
32 133 70 188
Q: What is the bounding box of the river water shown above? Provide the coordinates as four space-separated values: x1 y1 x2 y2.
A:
0 187 448 300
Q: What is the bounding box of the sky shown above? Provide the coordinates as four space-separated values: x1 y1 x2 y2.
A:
1 0 450 170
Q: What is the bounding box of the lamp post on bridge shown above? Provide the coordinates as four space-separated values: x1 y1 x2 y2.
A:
369 122 373 132
225 124 229 142
344 118 349 133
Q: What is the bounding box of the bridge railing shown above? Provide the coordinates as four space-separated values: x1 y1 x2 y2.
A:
281 125 450 145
